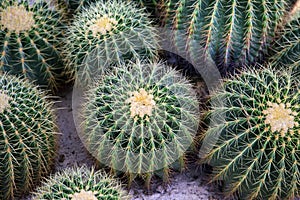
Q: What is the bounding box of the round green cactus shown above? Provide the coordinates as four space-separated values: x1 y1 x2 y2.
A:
64 0 158 82
32 165 130 200
0 73 57 200
64 0 159 83
201 67 300 199
270 1 300 76
160 0 289 74
80 61 199 186
0 0 66 91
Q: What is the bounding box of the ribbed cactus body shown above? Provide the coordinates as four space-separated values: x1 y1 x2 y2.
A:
202 67 300 199
0 74 57 200
270 2 300 75
161 0 288 74
0 0 65 91
33 166 130 200
64 0 158 82
81 61 199 186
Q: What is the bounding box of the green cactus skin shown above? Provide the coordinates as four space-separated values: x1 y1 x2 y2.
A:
160 0 289 74
270 1 300 76
81 61 199 187
202 67 300 199
0 73 57 200
0 0 66 92
64 0 158 82
32 165 130 200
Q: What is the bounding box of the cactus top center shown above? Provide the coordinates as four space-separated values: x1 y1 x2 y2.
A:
0 91 11 113
262 102 298 135
69 190 97 200
0 5 35 33
89 14 118 36
126 88 156 119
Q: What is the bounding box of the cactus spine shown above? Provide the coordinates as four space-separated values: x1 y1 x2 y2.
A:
202 67 300 199
0 73 57 199
270 1 300 76
66 0 159 14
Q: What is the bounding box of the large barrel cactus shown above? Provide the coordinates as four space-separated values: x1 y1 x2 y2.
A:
201 67 300 199
270 1 300 75
160 0 289 74
0 74 57 200
32 165 130 200
64 0 158 82
80 61 199 187
0 0 65 91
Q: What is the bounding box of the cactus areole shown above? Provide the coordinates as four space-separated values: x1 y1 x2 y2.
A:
0 4 35 33
263 101 298 136
89 14 118 36
126 88 156 119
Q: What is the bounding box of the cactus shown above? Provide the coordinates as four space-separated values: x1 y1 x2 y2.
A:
32 165 130 200
269 1 300 76
0 0 66 91
64 0 158 82
81 60 199 186
160 0 289 74
201 67 300 199
0 73 57 200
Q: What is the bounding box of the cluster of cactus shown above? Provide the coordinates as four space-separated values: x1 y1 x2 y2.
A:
0 73 57 199
270 1 300 76
160 0 289 74
201 67 300 199
64 0 158 82
33 165 130 200
0 0 299 199
0 0 66 91
81 61 199 186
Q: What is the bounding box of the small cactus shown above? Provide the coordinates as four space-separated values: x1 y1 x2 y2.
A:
0 0 66 91
0 73 57 200
270 1 300 76
64 0 158 83
160 0 289 74
80 60 199 186
32 165 130 200
201 67 300 199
